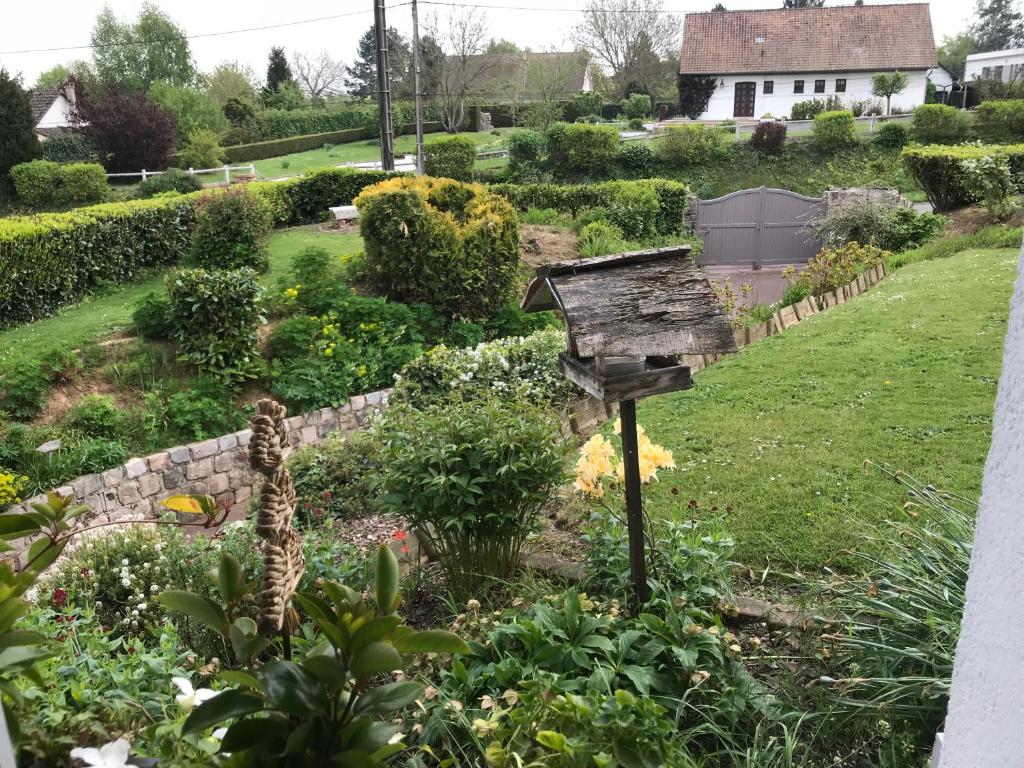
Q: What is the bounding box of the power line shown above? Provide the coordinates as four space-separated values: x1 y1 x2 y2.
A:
0 7 389 56
415 0 681 14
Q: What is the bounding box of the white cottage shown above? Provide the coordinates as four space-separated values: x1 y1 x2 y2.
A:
964 47 1024 83
28 78 80 141
679 3 950 121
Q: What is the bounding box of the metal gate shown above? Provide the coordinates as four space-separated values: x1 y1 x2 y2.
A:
694 186 824 268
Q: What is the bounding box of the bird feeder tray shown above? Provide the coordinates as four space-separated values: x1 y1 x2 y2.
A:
559 353 693 402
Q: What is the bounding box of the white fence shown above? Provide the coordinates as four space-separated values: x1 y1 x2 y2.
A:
105 164 256 183
728 113 913 139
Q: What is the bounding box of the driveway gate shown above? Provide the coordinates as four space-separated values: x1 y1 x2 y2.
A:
694 186 824 268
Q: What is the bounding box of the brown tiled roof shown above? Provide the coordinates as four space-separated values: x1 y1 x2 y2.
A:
28 87 61 123
680 3 938 75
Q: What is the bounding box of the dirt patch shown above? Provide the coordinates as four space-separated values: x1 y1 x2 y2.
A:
944 204 1024 236
519 225 578 268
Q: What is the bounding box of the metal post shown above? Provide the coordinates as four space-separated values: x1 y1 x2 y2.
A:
141 169 147 182
373 0 396 171
224 165 230 184
618 399 651 604
410 0 426 175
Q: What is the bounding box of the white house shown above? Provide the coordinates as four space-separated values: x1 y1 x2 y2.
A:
28 79 79 140
964 48 1024 82
679 3 950 121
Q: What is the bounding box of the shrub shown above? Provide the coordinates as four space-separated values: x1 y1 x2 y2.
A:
975 99 1024 143
618 142 654 177
626 117 645 131
750 122 786 154
223 127 368 162
656 125 725 167
807 198 943 251
911 103 972 144
354 176 519 319
145 380 246 444
578 220 626 257
790 98 827 120
0 364 50 420
58 162 108 203
132 291 175 339
377 397 566 595
547 123 620 177
177 128 226 168
264 314 319 360
256 167 394 226
962 153 1019 219
165 267 265 382
813 110 856 152
621 93 652 120
63 395 126 439
507 129 546 175
804 241 887 294
0 195 197 326
287 429 382 522
39 133 97 164
901 143 1024 211
10 159 61 207
423 135 476 181
873 120 910 149
0 468 28 511
189 187 272 271
79 88 177 173
596 179 659 240
392 327 579 408
136 167 202 197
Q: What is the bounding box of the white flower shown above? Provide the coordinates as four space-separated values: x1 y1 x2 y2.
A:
121 559 129 566
150 584 159 593
212 728 228 741
172 677 220 711
70 738 132 767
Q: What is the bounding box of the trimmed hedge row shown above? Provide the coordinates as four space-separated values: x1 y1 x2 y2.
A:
0 197 197 325
491 178 690 236
243 102 444 143
974 100 1024 143
902 143 1024 211
222 122 445 164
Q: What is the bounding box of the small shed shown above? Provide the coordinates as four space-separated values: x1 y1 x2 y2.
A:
521 245 736 402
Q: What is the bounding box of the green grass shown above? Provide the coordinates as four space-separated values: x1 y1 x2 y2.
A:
250 131 506 178
0 227 363 375
632 247 1016 568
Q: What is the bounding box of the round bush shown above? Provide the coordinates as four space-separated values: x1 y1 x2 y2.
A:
873 121 910 149
656 125 725 167
58 163 108 204
813 110 856 152
546 123 620 178
423 135 476 181
10 160 61 207
132 291 175 340
627 117 645 131
136 168 203 198
911 104 972 145
190 187 273 271
750 122 787 154
507 129 546 172
354 176 519 319
617 142 655 177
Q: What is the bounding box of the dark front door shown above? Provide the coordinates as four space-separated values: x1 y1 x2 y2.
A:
734 81 756 117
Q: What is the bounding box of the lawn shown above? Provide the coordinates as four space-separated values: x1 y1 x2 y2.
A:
0 227 363 375
249 130 506 178
633 247 1016 568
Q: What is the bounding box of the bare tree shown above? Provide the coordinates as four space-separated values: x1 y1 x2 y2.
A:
520 49 590 128
429 7 496 131
573 0 679 95
292 50 347 101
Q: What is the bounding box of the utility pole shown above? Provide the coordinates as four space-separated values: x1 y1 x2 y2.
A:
373 0 395 171
411 0 426 174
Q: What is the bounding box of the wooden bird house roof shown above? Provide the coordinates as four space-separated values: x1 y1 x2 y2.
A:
521 246 736 359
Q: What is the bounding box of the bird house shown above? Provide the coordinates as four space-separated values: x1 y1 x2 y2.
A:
520 245 736 403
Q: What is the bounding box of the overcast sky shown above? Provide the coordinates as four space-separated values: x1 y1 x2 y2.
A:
0 0 977 87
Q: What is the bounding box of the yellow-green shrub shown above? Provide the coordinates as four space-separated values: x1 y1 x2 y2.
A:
813 110 856 152
10 160 62 207
58 163 108 203
354 176 519 319
902 143 1024 211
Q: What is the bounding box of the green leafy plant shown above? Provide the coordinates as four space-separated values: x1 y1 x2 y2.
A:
873 121 910 149
178 128 227 169
62 394 126 440
806 199 943 252
546 123 620 178
911 104 972 144
813 110 856 152
132 291 176 340
10 159 62 207
901 142 1024 211
751 122 787 154
656 125 726 167
961 153 1019 219
507 129 547 178
618 142 654 177
578 220 626 257
377 398 566 596
621 93 652 120
165 267 266 382
424 135 476 181
287 429 383 521
58 163 109 204
136 167 203 198
974 99 1024 142
190 187 273 272
168 545 467 765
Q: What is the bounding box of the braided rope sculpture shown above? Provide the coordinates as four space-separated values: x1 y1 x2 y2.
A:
250 398 305 636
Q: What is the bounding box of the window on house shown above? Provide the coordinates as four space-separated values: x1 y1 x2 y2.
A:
794 79 804 93
994 65 1005 80
835 78 847 93
764 80 774 94
814 79 826 93
982 66 992 78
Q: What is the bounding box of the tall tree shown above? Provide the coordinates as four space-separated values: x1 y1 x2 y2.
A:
0 70 39 179
938 33 980 79
345 27 413 100
91 3 195 90
206 61 259 107
264 46 298 98
292 51 347 101
77 88 176 172
711 3 727 10
573 0 679 98
971 0 1024 51
486 39 521 54
783 0 825 7
35 65 73 89
430 7 494 131
149 81 227 145
617 30 674 98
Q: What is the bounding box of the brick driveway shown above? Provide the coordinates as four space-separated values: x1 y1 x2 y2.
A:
703 263 799 308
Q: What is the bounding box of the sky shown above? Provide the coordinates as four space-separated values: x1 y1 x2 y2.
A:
0 0 978 87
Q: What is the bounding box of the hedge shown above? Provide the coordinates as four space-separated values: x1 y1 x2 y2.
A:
974 100 1024 143
902 143 1024 211
222 122 445 163
241 102 444 143
490 178 690 236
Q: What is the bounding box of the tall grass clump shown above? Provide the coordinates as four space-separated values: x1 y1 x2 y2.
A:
886 224 1022 270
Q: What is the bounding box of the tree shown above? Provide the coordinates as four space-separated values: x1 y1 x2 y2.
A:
573 0 680 98
783 0 825 7
264 47 298 99
345 26 413 100
149 82 227 145
486 39 521 54
677 74 717 119
206 61 259 107
430 7 495 131
0 70 39 179
617 30 674 98
711 3 727 10
971 0 1024 51
520 50 590 129
35 65 73 89
292 51 347 102
938 33 979 80
91 3 195 90
78 88 176 172
871 71 910 115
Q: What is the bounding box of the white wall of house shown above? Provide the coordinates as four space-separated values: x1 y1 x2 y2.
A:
697 69 932 120
965 48 1024 82
36 94 75 130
